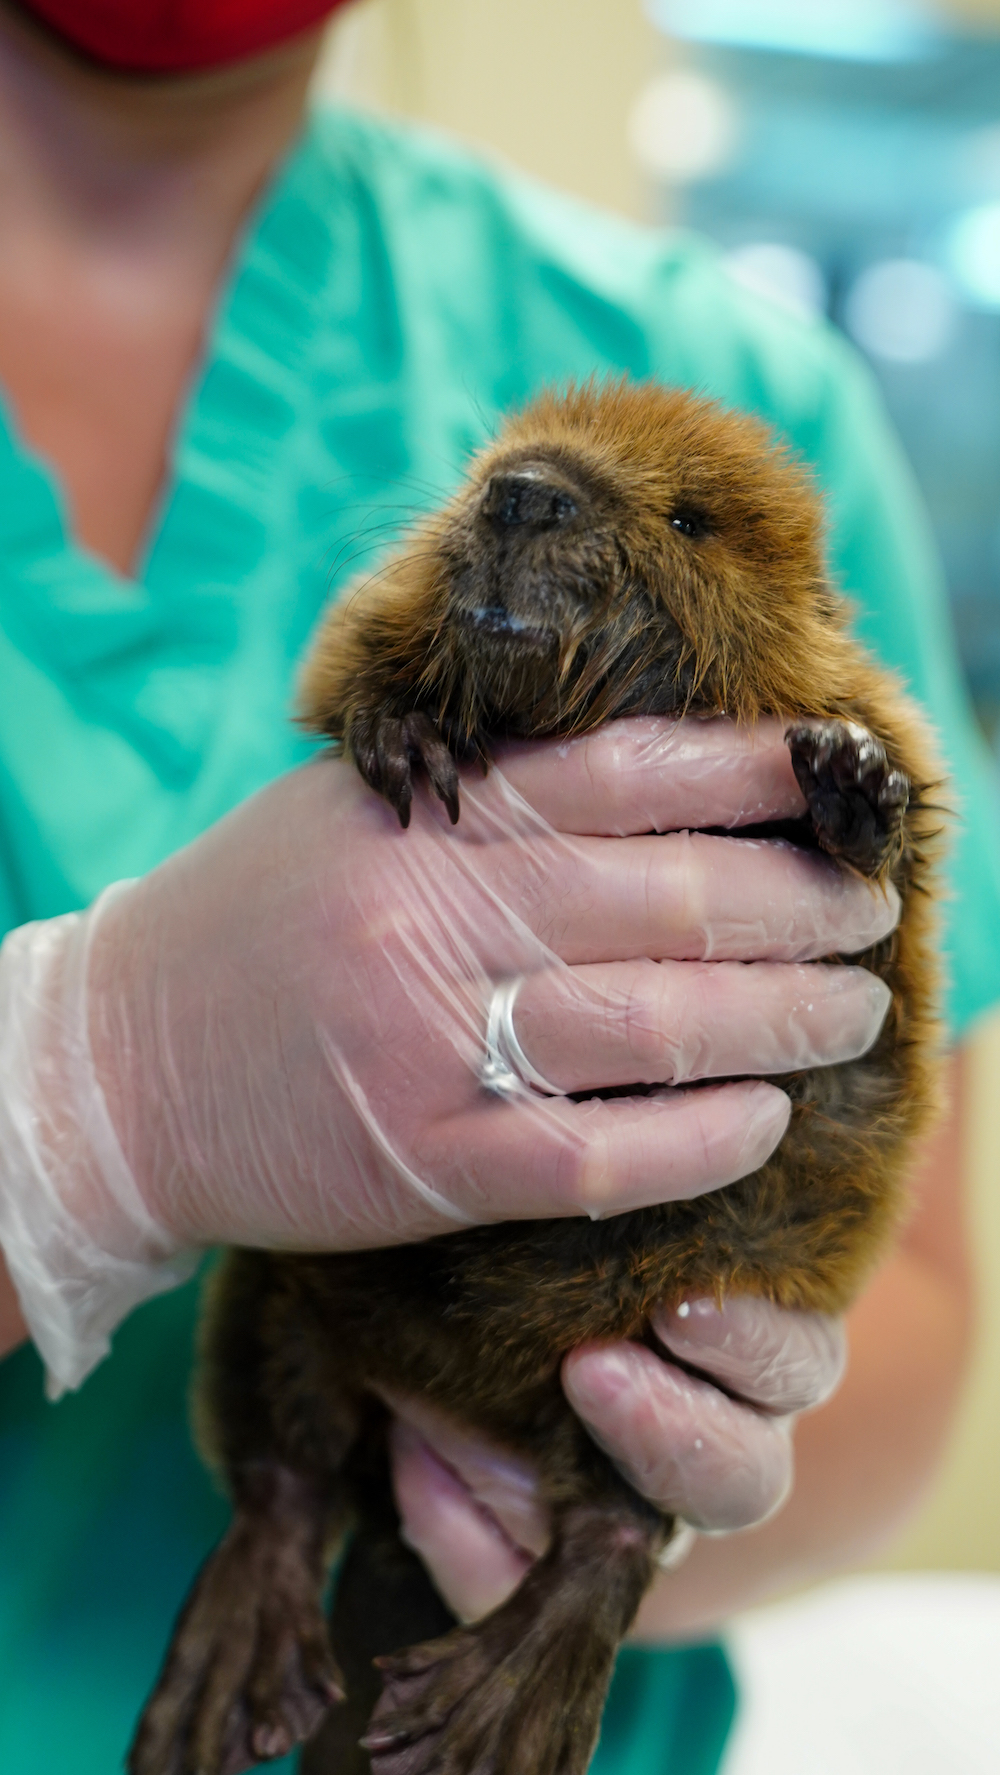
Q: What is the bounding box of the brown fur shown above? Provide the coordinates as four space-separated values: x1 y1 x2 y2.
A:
130 381 945 1775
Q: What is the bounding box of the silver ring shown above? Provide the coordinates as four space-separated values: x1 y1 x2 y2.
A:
479 978 564 1099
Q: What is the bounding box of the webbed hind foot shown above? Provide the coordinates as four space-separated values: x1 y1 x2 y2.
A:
361 1493 662 1775
786 719 910 879
129 1466 342 1775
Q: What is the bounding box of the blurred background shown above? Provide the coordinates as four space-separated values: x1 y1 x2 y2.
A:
314 0 1000 1599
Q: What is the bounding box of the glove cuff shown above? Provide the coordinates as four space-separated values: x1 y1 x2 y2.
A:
0 886 196 1397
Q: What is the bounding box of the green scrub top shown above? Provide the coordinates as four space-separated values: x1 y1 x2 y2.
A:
0 104 998 1775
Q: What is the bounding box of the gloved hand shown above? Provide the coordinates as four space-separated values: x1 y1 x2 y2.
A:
387 1295 846 1624
0 716 896 1393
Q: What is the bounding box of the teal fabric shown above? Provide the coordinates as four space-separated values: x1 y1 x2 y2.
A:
0 102 998 1773
593 1645 736 1775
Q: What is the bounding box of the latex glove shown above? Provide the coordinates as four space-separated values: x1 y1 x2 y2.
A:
0 717 896 1393
388 1295 846 1624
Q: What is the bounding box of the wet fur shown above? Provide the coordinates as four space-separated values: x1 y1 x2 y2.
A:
131 382 945 1775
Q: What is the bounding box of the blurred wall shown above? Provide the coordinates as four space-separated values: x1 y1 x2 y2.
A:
946 0 1000 19
316 0 1000 1581
316 0 664 218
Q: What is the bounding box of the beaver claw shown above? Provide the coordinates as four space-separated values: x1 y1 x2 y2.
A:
786 719 910 879
350 710 460 828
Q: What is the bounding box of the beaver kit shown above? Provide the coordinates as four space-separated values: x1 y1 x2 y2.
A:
131 381 944 1775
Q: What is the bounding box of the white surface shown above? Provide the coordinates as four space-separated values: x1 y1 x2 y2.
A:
721 1572 1000 1775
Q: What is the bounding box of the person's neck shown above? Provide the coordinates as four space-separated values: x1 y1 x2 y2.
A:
0 5 323 574
0 3 321 241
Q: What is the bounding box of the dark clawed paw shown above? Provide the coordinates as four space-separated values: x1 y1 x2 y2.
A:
360 1611 606 1775
786 719 910 879
128 1523 343 1775
351 711 461 828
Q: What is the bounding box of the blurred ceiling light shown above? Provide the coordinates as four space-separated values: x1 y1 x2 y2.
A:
723 243 826 319
845 259 957 362
645 0 945 62
628 71 737 183
947 203 1000 305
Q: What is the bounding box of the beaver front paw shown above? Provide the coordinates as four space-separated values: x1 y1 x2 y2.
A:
786 719 910 879
350 710 460 829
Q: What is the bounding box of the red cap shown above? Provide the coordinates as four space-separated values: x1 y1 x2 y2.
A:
19 0 348 74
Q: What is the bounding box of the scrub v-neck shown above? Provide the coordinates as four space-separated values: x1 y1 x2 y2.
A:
0 109 371 924
0 117 316 756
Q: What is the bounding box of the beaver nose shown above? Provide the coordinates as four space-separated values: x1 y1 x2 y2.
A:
481 470 578 530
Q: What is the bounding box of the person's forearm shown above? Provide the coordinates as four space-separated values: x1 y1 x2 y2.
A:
631 1230 970 1640
0 1250 27 1359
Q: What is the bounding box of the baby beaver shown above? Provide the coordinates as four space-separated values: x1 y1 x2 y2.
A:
131 381 944 1775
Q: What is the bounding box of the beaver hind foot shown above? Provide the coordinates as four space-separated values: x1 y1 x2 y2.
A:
128 1465 343 1775
360 1488 663 1775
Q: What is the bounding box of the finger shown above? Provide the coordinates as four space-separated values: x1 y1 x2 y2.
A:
380 1389 549 1557
507 960 891 1093
493 716 806 836
652 1296 847 1414
387 1419 534 1623
479 827 901 965
419 1079 791 1219
563 1341 794 1531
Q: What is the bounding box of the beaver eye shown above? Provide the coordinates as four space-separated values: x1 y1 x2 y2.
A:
669 508 710 540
